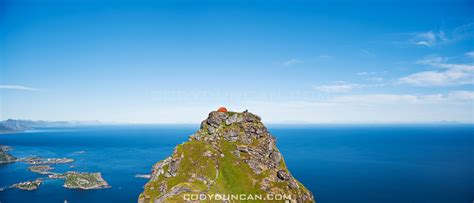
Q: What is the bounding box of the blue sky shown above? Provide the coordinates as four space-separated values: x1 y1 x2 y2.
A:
1 0 473 123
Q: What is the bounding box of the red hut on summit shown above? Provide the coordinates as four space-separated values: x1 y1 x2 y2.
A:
217 107 228 113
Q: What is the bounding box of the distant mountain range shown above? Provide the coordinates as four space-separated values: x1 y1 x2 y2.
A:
0 119 101 133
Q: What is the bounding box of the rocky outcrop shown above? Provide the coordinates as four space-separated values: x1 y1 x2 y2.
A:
139 110 314 203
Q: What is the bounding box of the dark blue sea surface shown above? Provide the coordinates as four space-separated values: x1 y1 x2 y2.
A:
0 124 473 203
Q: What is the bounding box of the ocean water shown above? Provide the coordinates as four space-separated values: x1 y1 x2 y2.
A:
0 124 473 203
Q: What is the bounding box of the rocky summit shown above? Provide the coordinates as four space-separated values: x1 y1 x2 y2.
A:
139 110 314 202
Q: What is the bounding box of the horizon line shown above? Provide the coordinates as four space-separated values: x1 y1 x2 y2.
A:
1 118 473 125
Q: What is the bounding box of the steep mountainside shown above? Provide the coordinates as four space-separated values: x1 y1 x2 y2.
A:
139 110 314 202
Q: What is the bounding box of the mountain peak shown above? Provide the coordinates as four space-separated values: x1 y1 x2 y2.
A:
139 109 314 202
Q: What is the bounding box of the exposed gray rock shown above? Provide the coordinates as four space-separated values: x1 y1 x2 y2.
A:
225 114 241 125
207 126 216 134
237 146 249 153
242 112 261 122
277 170 291 180
269 151 281 167
159 182 167 193
289 180 299 189
231 150 240 158
245 159 264 174
226 129 239 142
151 157 171 180
154 185 191 203
207 112 228 127
167 157 182 177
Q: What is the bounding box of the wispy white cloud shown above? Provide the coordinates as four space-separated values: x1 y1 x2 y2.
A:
416 41 432 47
414 31 437 47
282 58 303 66
409 23 474 47
399 55 474 86
0 85 38 91
360 49 375 57
448 90 474 101
368 77 384 82
399 69 472 86
330 94 419 104
465 51 474 58
357 71 385 82
317 55 332 59
415 55 446 65
241 91 474 123
357 71 377 76
328 91 473 104
416 56 474 70
451 22 474 41
313 81 363 93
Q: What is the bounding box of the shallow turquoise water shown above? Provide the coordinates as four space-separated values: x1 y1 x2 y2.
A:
0 124 473 203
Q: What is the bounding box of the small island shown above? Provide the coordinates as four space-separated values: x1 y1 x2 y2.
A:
3 172 111 191
0 145 13 151
63 172 110 190
29 165 54 174
0 145 111 192
12 180 42 191
0 148 17 164
22 157 74 165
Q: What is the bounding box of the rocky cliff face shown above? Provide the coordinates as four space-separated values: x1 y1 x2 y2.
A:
139 110 314 202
